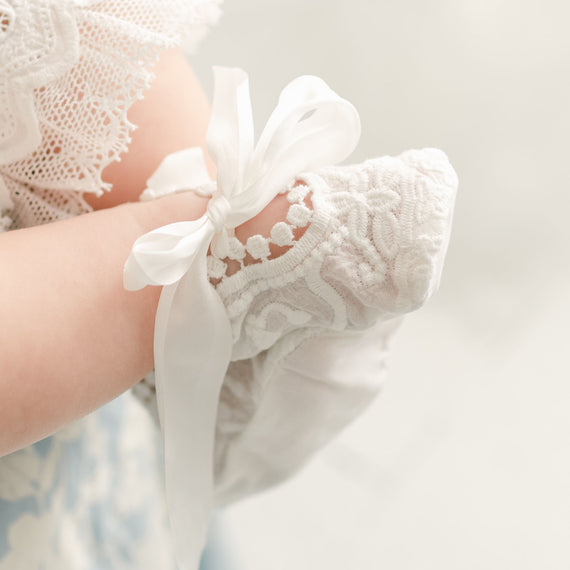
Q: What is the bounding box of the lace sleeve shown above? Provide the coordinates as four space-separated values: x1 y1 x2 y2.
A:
0 0 221 229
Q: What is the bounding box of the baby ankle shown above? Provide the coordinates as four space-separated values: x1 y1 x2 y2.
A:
208 180 314 282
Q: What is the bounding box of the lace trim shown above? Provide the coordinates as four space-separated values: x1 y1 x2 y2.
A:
207 181 313 283
208 150 457 360
0 0 221 229
0 0 221 192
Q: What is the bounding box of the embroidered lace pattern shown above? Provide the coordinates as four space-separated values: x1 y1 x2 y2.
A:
208 148 457 361
0 0 221 230
208 149 457 454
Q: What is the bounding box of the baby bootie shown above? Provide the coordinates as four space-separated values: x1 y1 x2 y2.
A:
207 147 457 502
133 147 457 502
209 148 455 361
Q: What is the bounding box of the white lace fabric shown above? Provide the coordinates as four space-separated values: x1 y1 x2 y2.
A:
0 0 221 230
210 149 457 361
204 149 456 501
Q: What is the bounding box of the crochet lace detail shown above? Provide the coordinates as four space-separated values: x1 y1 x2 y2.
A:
208 148 457 361
0 0 221 230
207 182 314 282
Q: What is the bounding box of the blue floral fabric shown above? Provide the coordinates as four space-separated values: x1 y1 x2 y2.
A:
0 393 178 569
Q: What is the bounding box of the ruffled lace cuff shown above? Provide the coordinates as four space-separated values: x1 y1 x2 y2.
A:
0 0 222 211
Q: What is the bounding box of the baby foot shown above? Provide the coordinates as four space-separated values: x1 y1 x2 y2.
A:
214 317 404 504
133 147 457 502
208 147 457 361
204 147 457 502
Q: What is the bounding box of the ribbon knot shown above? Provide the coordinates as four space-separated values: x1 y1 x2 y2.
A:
123 66 361 570
207 192 232 234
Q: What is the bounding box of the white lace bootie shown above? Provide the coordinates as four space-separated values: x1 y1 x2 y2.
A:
134 147 457 505
205 147 458 503
209 147 456 360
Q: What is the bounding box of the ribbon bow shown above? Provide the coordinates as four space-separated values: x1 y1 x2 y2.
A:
124 67 360 570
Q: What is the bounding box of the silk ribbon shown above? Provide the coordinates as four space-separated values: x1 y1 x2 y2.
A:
123 67 360 570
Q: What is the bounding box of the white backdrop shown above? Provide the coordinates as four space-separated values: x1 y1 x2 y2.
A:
192 1 570 568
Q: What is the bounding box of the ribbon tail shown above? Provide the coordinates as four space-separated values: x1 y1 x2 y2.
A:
153 239 233 570
207 67 254 199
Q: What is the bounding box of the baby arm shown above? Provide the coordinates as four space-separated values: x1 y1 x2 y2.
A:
0 192 210 457
0 49 212 456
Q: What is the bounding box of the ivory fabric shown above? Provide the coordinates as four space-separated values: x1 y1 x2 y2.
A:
0 1 220 568
211 147 458 505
